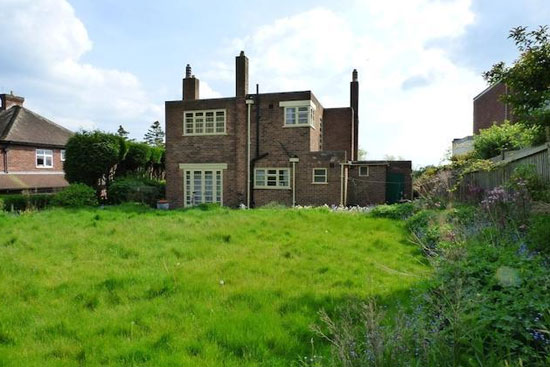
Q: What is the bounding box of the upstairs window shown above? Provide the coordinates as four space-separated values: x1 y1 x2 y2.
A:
36 149 53 168
280 100 316 127
61 150 66 161
184 109 226 136
254 168 290 189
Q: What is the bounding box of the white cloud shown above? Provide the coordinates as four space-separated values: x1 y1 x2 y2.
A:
0 0 167 137
214 1 485 166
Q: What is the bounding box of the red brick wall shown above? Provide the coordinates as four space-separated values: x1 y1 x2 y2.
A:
323 107 353 159
254 151 345 207
4 145 65 172
165 97 244 208
473 82 512 134
347 164 386 205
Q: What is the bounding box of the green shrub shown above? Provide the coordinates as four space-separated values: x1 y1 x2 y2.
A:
370 202 417 220
509 164 550 202
122 142 152 172
0 194 51 211
64 131 124 191
51 184 98 208
108 177 165 206
473 121 543 159
527 215 550 255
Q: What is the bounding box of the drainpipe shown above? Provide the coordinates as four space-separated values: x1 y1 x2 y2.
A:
245 98 254 208
340 163 345 206
1 145 8 173
289 157 299 206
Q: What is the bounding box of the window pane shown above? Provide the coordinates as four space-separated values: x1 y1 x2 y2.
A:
255 170 265 187
285 107 296 124
204 171 213 202
215 112 225 133
37 156 44 166
298 107 309 124
45 156 52 167
279 169 289 187
193 171 202 204
216 171 222 203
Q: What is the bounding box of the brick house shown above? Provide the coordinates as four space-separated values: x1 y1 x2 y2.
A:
452 81 513 157
165 52 412 208
0 93 73 193
473 81 513 134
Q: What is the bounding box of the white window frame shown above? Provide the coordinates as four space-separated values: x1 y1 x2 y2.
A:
254 168 290 189
312 168 328 184
279 100 316 127
183 109 226 136
359 166 369 177
60 150 66 161
179 163 227 207
36 149 53 168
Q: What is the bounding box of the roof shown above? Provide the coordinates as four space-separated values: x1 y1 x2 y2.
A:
0 173 68 191
473 81 505 101
0 106 73 147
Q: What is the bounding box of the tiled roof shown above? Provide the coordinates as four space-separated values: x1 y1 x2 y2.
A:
0 173 68 190
0 106 73 147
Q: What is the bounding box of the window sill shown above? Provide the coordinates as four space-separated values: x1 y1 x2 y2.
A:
183 133 228 136
311 182 328 185
36 166 53 169
253 187 291 190
282 124 315 129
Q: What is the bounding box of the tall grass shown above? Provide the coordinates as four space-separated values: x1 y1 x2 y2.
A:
0 204 428 366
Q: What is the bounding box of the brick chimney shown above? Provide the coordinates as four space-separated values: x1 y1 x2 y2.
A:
350 69 359 160
0 92 25 111
235 51 249 98
182 64 200 100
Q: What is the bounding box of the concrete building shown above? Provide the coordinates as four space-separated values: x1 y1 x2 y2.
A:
165 52 412 208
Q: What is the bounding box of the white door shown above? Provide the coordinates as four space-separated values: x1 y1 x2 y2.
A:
184 169 223 207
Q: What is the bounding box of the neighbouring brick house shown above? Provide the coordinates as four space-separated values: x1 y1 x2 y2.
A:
473 81 513 134
165 52 412 208
0 93 73 193
452 81 513 157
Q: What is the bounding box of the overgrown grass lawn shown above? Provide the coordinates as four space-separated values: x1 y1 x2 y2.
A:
0 205 428 366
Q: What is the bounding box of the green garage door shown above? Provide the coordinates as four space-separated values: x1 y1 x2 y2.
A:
386 172 405 204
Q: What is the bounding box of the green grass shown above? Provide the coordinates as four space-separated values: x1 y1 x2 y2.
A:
0 204 429 366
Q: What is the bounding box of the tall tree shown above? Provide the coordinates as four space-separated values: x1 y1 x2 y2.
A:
483 25 550 138
144 121 165 147
117 125 129 138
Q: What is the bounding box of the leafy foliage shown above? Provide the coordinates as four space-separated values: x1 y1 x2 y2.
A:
107 176 165 206
116 125 129 138
51 184 98 207
143 120 165 147
483 26 550 129
64 131 124 192
527 215 550 255
320 204 550 366
121 142 151 173
370 202 417 220
0 194 51 211
473 121 543 159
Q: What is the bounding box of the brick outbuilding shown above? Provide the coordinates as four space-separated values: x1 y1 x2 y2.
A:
165 52 412 208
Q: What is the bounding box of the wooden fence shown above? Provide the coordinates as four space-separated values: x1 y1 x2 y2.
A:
457 143 550 200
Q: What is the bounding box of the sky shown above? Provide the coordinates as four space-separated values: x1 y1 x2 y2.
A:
0 0 549 167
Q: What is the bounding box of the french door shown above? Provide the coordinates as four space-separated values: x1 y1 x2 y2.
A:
184 169 223 207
